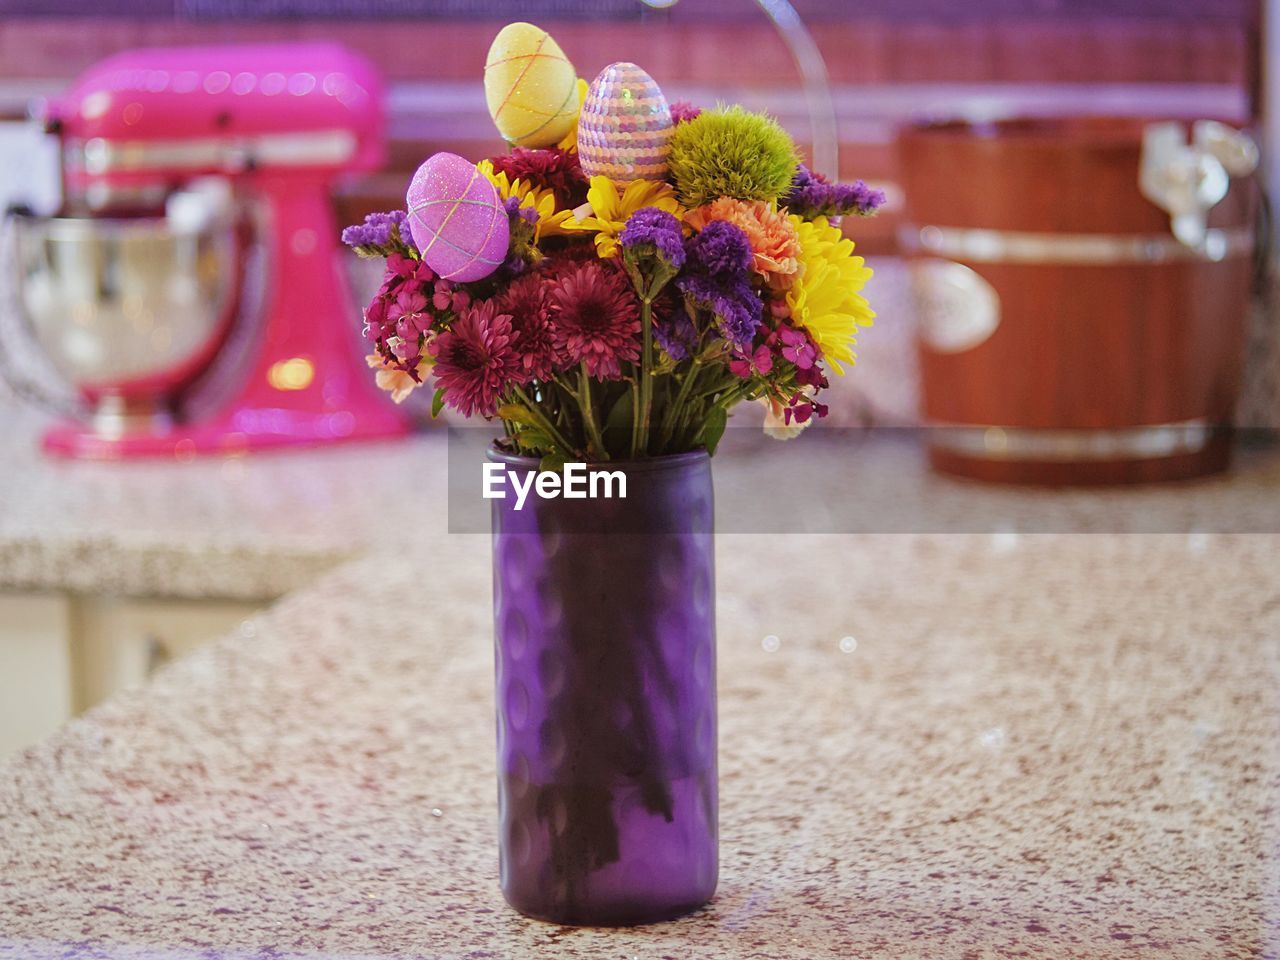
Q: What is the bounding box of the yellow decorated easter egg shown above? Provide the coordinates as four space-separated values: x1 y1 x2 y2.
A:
578 62 673 185
484 22 579 149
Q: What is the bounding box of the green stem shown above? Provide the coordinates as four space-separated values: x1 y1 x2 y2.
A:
629 379 641 459
577 363 608 460
659 360 701 452
690 374 739 401
715 382 755 410
635 297 654 457
511 384 578 456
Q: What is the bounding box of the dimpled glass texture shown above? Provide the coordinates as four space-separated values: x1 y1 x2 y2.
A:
489 447 718 926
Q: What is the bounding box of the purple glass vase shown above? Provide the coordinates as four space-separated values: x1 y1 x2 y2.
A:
489 446 718 926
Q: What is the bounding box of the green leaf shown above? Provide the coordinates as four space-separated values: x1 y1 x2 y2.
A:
496 404 538 427
513 429 550 451
431 388 446 419
699 406 728 456
539 451 567 474
602 390 634 454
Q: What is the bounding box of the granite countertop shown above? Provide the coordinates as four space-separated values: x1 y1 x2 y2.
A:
7 387 1280 601
1 532 1277 959
0 401 449 602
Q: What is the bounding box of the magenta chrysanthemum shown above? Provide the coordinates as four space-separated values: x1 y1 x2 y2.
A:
547 262 640 380
493 272 560 383
429 300 521 418
486 147 589 208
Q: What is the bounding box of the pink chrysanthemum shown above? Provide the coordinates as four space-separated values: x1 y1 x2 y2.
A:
547 262 640 380
429 300 521 418
494 272 560 383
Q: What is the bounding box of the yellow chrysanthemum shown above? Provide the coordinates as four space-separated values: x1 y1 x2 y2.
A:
556 78 589 153
562 176 684 258
785 215 874 375
477 159 575 239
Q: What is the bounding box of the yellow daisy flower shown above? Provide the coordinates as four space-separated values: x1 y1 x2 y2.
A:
477 159 575 240
785 215 874 375
563 176 684 259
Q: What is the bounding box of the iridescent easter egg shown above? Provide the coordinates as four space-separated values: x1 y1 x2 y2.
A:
484 22 579 149
406 152 510 283
578 62 673 185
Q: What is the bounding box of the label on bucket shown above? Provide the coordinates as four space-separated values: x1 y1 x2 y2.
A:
910 258 1001 354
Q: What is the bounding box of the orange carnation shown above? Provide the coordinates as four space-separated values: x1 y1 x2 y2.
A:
686 198 802 289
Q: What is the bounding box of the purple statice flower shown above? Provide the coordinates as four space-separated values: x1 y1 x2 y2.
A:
678 273 762 347
653 300 699 362
500 197 541 276
620 207 686 269
782 165 886 219
503 195 539 231
686 220 754 276
342 210 417 255
669 101 702 126
677 221 762 348
831 179 886 215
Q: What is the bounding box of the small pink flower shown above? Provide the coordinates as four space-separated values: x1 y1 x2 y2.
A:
779 326 817 369
432 281 471 313
728 343 773 379
759 387 826 439
433 283 453 312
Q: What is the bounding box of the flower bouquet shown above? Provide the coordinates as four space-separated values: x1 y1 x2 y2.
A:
343 21 881 926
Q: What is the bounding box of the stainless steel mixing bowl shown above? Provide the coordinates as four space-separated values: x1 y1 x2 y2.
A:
9 211 239 434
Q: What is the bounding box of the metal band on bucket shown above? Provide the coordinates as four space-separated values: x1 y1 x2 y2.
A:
928 419 1218 462
901 225 1254 265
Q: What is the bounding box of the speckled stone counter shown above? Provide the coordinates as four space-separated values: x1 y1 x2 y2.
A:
0 402 448 602
1 532 1276 959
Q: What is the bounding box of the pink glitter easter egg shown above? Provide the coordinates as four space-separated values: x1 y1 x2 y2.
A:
578 62 673 185
406 152 510 283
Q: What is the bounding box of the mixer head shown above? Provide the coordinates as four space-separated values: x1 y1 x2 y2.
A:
44 42 385 214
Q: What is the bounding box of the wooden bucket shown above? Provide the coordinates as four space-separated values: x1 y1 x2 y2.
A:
898 117 1258 484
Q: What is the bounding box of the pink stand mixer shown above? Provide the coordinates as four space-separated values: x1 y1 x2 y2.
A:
6 43 409 458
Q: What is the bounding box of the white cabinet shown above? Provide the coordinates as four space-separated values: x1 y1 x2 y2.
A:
0 592 262 758
0 594 73 758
